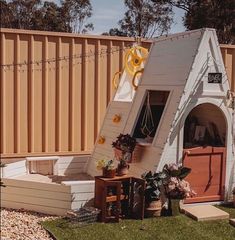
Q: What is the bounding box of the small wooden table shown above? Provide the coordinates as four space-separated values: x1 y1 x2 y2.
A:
94 175 145 222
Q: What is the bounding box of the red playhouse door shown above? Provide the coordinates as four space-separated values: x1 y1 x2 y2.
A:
183 146 226 203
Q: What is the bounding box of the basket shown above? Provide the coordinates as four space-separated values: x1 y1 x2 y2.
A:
67 207 100 225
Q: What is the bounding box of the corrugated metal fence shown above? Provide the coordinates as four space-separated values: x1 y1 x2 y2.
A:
0 28 234 158
0 28 151 158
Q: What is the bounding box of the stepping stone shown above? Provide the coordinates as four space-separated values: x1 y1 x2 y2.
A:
230 219 235 227
181 205 229 221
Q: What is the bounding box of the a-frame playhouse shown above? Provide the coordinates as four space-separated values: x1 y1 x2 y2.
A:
87 28 235 203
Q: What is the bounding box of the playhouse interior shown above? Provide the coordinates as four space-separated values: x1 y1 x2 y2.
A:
184 103 226 149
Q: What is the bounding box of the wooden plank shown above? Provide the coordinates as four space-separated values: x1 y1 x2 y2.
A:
58 156 88 164
1 200 67 216
71 200 92 209
2 178 70 193
1 185 71 201
71 192 94 202
2 167 26 178
2 193 71 209
93 151 112 159
60 168 84 175
92 152 112 161
69 181 95 193
4 160 26 170
58 162 86 169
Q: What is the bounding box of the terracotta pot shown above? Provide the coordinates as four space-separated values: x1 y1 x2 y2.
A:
114 148 133 163
116 164 129 176
145 200 162 217
102 168 116 178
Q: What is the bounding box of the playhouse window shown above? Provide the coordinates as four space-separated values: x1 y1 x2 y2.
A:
133 90 169 143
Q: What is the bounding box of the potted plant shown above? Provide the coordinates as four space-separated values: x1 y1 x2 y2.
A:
161 164 196 216
116 158 130 176
112 134 136 161
112 134 136 175
142 171 165 217
96 159 116 178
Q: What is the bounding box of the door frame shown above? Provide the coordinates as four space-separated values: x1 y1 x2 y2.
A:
177 98 232 202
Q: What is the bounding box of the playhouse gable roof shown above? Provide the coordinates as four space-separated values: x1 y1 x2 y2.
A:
140 29 205 87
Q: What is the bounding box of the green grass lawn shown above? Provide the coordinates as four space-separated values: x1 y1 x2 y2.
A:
42 205 235 240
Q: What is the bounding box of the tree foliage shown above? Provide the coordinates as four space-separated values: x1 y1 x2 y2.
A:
0 0 93 33
105 0 173 38
166 0 235 44
61 0 93 33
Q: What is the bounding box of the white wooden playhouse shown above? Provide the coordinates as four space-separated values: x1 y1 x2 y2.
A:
87 28 234 203
1 28 234 215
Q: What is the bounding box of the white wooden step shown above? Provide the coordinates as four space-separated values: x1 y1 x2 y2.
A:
181 205 229 221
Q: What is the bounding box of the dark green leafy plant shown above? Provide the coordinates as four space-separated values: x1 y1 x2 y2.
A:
112 134 136 153
141 171 167 203
162 164 191 180
142 164 195 202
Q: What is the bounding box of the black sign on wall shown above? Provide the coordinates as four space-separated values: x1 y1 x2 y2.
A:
208 73 222 83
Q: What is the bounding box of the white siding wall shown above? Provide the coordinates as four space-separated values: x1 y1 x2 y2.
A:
1 178 95 215
2 160 27 178
56 155 89 175
1 178 71 215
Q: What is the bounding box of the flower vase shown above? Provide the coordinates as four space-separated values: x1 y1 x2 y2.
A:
169 198 181 216
102 168 116 178
117 164 129 176
114 148 133 163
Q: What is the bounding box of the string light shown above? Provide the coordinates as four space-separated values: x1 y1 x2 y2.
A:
1 44 133 72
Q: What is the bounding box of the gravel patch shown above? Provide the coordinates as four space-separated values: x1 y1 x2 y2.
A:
1 208 58 240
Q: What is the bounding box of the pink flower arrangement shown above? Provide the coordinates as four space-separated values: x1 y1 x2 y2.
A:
166 177 196 199
163 164 196 200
